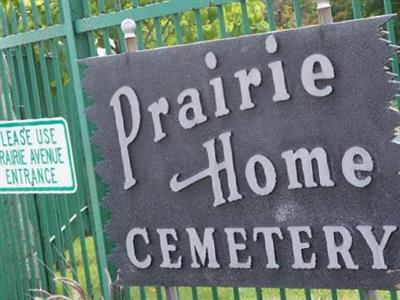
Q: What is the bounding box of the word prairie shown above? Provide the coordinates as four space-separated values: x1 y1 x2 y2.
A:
111 35 335 191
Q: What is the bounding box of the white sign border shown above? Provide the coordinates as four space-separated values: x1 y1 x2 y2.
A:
0 117 77 194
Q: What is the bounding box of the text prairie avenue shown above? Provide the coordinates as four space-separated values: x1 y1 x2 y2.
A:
0 127 64 185
0 118 77 194
83 16 400 289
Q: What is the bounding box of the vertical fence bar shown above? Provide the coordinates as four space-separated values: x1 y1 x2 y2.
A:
18 10 40 117
156 287 163 300
35 32 72 295
1 199 22 299
138 286 145 300
4 199 22 299
10 7 30 119
37 197 57 293
115 2 128 54
27 196 50 291
63 52 102 300
68 2 100 296
18 196 37 289
233 287 240 300
352 0 362 19
265 0 276 31
384 0 400 297
293 0 302 27
255 288 263 300
10 5 58 297
0 44 15 120
1 9 32 299
383 0 400 110
81 0 98 56
155 17 164 47
305 288 312 300
3 6 38 296
216 5 228 38
212 286 219 300
240 0 251 34
46 31 81 283
4 51 21 120
191 286 199 300
194 9 205 41
98 0 112 54
61 48 96 297
48 36 79 282
331 288 339 300
173 13 183 44
0 197 11 299
60 1 111 299
132 0 145 49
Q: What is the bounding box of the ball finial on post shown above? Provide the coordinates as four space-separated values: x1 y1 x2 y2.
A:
121 18 138 52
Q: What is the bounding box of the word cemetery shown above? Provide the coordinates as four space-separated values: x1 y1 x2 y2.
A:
126 225 397 271
83 16 400 289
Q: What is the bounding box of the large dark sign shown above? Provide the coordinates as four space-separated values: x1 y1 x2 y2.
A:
82 16 400 289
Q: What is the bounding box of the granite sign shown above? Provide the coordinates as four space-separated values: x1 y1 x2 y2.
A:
82 16 400 289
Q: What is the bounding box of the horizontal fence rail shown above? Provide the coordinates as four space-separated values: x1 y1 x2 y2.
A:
0 0 399 299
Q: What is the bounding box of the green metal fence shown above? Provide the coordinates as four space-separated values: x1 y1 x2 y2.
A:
0 0 399 299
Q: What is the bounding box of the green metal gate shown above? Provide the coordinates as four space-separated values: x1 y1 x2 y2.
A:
0 0 399 299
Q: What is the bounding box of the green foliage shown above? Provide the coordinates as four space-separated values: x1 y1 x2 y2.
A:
362 0 400 40
1 1 399 51
1 0 268 53
96 0 269 52
259 0 399 39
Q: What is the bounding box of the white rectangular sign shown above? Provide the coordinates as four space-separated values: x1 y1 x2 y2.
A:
0 118 77 194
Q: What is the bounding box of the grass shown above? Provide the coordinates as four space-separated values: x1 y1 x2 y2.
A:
53 237 399 300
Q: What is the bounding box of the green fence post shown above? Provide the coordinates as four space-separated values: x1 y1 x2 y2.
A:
59 1 111 299
383 0 400 111
351 0 362 19
265 0 276 31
